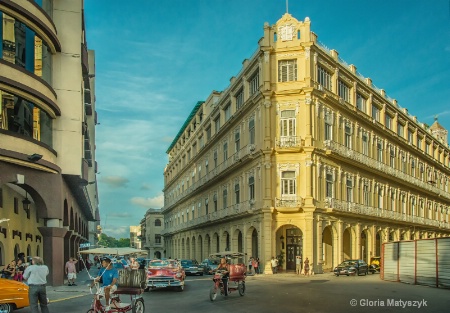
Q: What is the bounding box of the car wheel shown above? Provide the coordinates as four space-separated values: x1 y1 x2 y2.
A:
132 298 145 313
335 274 339 277
200 272 204 276
210 286 218 301
346 274 349 276
365 269 368 276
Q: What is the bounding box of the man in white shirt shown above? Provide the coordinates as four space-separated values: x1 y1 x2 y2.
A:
23 256 50 313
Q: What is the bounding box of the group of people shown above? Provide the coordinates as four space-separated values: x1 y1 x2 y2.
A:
247 257 261 274
1 252 30 281
295 256 311 276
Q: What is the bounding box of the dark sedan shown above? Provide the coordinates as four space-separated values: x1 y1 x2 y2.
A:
180 259 203 276
334 259 368 276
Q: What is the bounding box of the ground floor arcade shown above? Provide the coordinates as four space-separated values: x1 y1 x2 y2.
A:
163 209 450 273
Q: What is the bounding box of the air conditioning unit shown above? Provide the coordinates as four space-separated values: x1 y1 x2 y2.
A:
317 84 324 91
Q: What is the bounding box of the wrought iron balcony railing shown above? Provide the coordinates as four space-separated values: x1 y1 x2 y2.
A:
275 136 302 149
324 198 450 230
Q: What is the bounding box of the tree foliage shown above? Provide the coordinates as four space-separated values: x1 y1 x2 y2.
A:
97 233 130 248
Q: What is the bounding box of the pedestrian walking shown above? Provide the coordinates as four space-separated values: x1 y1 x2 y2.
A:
252 257 259 274
65 257 78 286
23 256 50 313
304 257 310 276
271 256 278 274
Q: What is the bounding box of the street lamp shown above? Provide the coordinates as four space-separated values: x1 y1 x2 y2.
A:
22 192 31 215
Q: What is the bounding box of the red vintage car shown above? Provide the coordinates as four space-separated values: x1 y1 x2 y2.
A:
146 259 186 292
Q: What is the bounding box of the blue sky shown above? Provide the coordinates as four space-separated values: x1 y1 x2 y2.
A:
84 0 450 238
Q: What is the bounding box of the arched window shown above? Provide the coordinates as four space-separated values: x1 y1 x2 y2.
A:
154 219 161 227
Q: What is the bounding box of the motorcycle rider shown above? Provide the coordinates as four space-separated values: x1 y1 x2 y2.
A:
216 258 230 296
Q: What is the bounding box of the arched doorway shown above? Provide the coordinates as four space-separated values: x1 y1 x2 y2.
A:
360 230 368 262
186 238 190 259
375 232 382 256
283 227 302 271
197 235 203 261
343 228 352 260
191 236 196 260
154 251 161 259
14 244 20 259
251 229 258 258
322 226 333 270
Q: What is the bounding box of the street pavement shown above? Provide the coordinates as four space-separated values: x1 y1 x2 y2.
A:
16 270 450 313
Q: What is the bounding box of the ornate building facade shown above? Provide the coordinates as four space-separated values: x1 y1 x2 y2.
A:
0 0 98 285
162 13 450 273
140 208 164 259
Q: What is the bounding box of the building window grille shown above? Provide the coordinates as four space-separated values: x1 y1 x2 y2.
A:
235 131 240 153
317 65 332 90
385 114 392 129
397 123 404 138
223 189 228 209
356 94 366 113
362 133 369 155
214 117 220 134
235 89 244 110
390 148 395 168
249 176 255 200
280 110 296 137
223 142 228 161
213 193 218 212
338 80 350 102
326 173 333 198
279 60 297 82
408 130 413 144
363 184 370 206
155 235 161 244
214 150 218 167
344 125 352 148
205 198 209 215
249 118 255 144
235 183 240 204
224 103 231 122
281 171 296 196
249 70 259 95
346 179 353 202
155 219 161 226
372 105 380 122
377 141 383 162
378 188 383 209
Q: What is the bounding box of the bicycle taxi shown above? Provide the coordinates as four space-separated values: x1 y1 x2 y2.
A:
78 247 147 313
209 251 247 301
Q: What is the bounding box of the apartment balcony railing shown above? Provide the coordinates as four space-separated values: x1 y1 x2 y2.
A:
162 201 256 235
164 144 258 210
324 140 450 201
275 136 303 149
275 196 304 208
325 198 450 230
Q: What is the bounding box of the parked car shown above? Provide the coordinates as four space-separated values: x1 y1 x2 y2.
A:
180 259 203 276
0 278 29 311
146 259 185 291
201 258 220 275
334 259 368 276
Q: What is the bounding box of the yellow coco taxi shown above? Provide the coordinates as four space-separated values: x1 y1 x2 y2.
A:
0 278 29 312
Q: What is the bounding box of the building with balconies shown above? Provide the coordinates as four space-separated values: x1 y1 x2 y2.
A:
0 0 98 285
162 13 450 274
140 208 164 259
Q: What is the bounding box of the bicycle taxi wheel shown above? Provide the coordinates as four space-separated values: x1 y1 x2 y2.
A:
132 298 144 313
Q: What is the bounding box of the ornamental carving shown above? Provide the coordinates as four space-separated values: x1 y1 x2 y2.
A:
278 24 296 41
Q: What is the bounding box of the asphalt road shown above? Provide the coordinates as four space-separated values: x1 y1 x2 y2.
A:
16 273 450 313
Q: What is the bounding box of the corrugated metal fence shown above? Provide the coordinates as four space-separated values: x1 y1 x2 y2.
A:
382 237 450 289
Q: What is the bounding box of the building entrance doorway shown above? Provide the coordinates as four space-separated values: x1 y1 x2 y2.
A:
286 228 302 270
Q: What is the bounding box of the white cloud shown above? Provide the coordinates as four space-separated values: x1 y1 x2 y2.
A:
130 194 164 209
102 226 130 238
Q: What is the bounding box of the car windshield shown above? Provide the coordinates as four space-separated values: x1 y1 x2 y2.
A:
203 259 219 265
181 260 195 266
341 260 357 266
149 260 169 267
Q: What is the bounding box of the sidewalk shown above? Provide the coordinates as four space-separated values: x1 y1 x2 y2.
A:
47 268 95 302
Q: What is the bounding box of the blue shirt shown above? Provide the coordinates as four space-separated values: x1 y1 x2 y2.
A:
98 267 119 287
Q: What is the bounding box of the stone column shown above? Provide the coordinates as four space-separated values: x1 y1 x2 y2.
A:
316 214 323 274
356 223 361 259
261 208 273 274
38 224 67 286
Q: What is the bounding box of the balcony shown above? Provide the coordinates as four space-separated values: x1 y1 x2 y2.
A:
275 196 304 211
324 140 450 201
275 136 303 149
324 198 450 230
162 201 255 235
